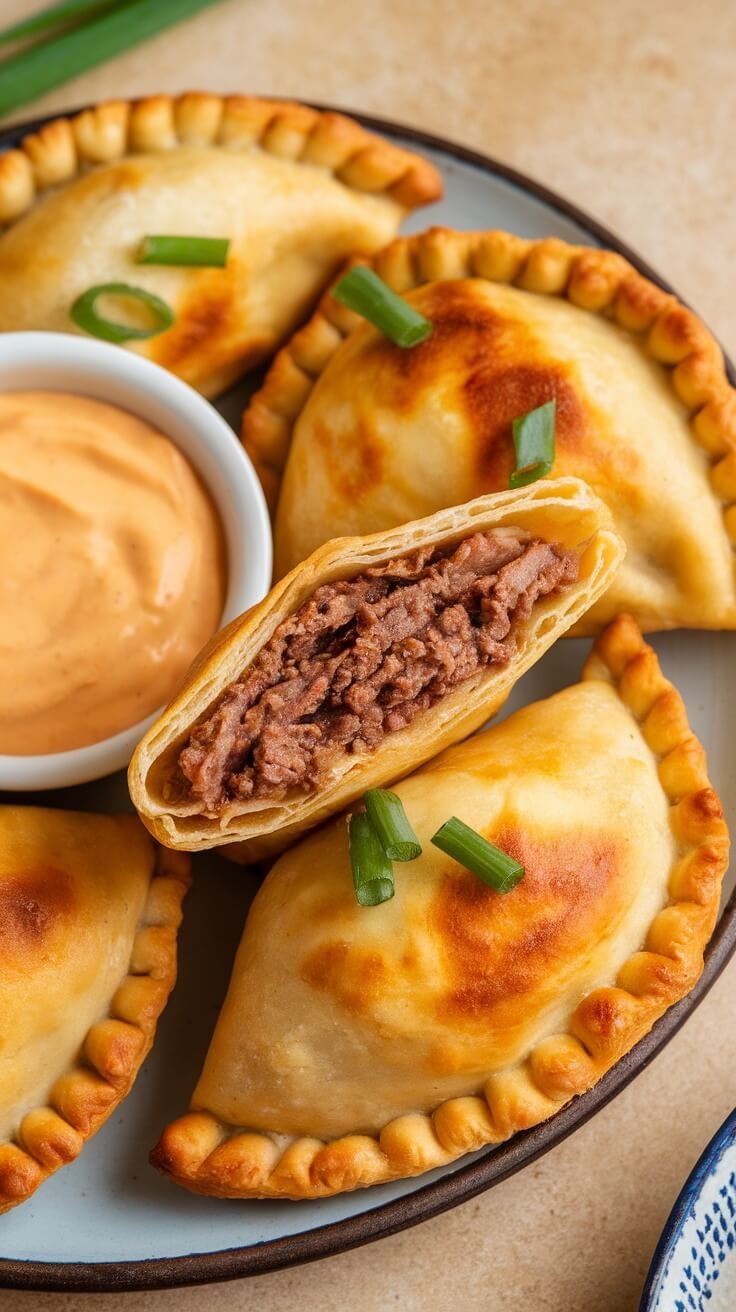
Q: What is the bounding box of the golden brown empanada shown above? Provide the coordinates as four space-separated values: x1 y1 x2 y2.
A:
0 95 441 397
151 616 728 1200
129 477 624 860
244 227 736 631
0 807 189 1212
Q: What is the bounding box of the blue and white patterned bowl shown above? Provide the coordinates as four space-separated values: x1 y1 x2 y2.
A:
640 1108 736 1311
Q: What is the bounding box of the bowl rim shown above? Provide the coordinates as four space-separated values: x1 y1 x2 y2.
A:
0 101 734 1294
638 1106 736 1311
0 329 272 789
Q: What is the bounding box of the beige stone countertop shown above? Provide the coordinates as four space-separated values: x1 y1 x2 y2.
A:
0 0 734 1308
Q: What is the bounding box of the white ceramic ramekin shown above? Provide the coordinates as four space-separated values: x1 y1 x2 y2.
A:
0 331 272 790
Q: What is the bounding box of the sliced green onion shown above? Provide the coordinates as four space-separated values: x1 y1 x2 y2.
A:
0 0 225 118
333 267 433 348
137 235 231 268
349 813 395 907
364 789 422 862
431 817 524 893
0 0 118 47
509 399 556 489
70 282 174 343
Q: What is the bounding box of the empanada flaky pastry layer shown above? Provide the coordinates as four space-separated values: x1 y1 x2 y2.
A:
244 227 736 632
0 808 189 1213
151 615 728 1200
0 94 441 397
128 477 624 860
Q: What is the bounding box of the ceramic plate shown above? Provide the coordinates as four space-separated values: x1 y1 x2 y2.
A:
640 1108 736 1311
0 107 734 1294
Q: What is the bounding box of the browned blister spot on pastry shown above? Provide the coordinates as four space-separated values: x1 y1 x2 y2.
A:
320 279 596 492
529 1035 594 1099
615 273 672 332
318 414 386 501
691 787 724 824
433 828 621 1022
313 1135 389 1192
573 987 638 1055
0 866 75 957
576 992 617 1041
468 362 587 487
359 280 507 415
301 940 390 1016
85 1019 146 1084
0 1145 43 1204
649 304 711 364
639 953 682 994
150 276 236 373
150 265 272 389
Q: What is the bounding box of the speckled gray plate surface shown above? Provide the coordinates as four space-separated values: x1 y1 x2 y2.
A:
0 107 734 1293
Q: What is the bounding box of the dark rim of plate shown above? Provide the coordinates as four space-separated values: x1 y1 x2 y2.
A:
0 102 734 1295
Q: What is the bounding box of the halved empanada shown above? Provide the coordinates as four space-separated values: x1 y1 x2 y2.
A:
128 477 624 860
0 807 189 1213
0 95 441 397
152 615 728 1200
244 227 736 631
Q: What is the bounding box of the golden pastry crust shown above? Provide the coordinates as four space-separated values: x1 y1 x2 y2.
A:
128 477 624 860
0 94 441 222
0 837 189 1214
243 229 736 630
245 228 733 500
151 615 728 1199
0 96 441 398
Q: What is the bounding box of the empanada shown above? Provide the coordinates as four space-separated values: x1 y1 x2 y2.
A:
151 616 728 1200
244 227 736 631
0 807 189 1212
0 95 441 397
129 477 624 860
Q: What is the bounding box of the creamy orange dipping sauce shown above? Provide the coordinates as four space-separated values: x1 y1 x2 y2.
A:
0 391 227 755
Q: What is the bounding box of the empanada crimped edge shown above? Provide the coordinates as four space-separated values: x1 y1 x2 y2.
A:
242 225 736 538
128 476 624 860
150 614 729 1200
0 93 441 227
0 840 190 1214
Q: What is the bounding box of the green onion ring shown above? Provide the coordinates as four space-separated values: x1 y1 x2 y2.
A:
70 282 175 343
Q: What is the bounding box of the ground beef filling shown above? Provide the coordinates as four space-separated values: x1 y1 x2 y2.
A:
178 528 579 811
